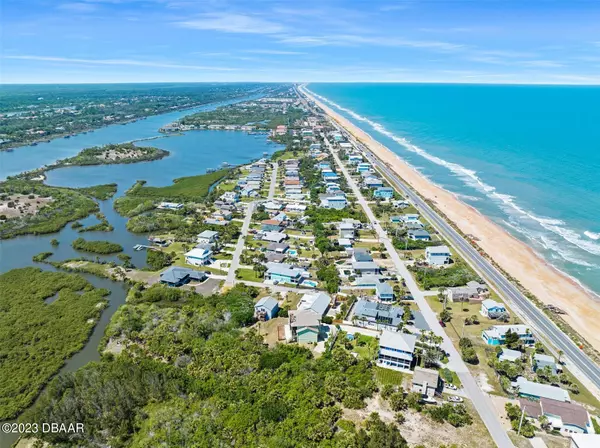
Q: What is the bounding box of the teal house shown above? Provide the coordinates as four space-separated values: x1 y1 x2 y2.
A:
374 187 394 199
266 262 305 285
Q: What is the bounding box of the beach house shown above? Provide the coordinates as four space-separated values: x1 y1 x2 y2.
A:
353 299 405 331
376 282 395 301
520 398 592 434
364 176 383 188
289 309 321 343
261 231 288 243
339 221 356 240
185 247 213 266
159 267 206 287
374 187 394 199
425 245 451 265
356 162 371 173
319 194 347 210
480 299 507 318
513 376 570 402
266 262 306 285
533 354 560 375
348 155 363 164
197 230 219 246
445 281 489 302
407 229 431 241
254 296 279 321
377 330 417 370
412 367 443 398
482 324 535 346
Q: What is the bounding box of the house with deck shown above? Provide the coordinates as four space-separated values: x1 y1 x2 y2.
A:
185 247 213 266
378 330 417 370
480 299 507 318
254 296 279 321
425 245 451 265
197 230 219 246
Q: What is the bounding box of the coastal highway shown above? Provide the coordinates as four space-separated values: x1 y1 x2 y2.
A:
301 87 600 393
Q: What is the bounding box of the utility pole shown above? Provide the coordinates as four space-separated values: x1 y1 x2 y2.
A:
517 408 526 436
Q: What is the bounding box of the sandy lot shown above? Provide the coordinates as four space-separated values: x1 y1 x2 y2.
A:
0 194 53 219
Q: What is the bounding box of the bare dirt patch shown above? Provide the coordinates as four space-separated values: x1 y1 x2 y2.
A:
0 194 53 219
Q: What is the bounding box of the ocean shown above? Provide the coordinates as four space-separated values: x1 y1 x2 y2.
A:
308 83 600 296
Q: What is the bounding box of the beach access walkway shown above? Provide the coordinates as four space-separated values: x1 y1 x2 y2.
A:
327 136 515 448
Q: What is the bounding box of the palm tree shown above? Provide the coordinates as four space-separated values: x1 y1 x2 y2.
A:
557 349 564 365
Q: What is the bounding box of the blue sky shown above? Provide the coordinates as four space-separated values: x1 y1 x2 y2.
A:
2 0 600 84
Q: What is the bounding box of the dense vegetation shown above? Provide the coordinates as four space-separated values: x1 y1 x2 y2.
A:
56 143 169 167
129 169 231 200
1 83 269 148
126 211 184 233
76 183 118 200
179 102 305 129
409 261 481 290
78 212 114 232
0 180 99 239
0 268 109 419
20 283 409 447
146 250 174 271
72 237 123 254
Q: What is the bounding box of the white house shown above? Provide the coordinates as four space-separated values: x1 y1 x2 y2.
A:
377 330 417 371
339 222 355 239
185 247 213 266
197 230 219 245
425 245 451 266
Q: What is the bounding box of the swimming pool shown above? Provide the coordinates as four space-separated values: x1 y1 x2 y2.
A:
288 249 298 257
302 280 318 288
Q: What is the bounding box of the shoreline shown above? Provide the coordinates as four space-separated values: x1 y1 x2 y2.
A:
302 86 600 352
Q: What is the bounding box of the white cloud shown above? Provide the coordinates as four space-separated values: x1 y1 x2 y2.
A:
57 2 98 12
4 55 239 71
177 13 285 35
244 49 306 55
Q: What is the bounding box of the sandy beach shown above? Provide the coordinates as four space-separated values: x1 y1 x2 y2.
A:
302 87 600 352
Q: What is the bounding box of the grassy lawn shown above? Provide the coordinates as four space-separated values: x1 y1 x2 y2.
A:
374 367 405 386
236 268 263 282
426 296 504 395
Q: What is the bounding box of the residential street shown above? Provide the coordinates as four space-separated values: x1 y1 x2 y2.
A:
268 162 278 200
328 139 515 448
225 201 255 287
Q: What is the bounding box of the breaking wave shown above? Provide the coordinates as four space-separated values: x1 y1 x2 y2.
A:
307 87 600 261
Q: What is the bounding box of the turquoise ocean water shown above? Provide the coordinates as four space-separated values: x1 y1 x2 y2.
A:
308 83 600 296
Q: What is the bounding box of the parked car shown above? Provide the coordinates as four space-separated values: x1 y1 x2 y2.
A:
421 396 437 405
447 396 463 403
439 320 446 327
445 383 458 391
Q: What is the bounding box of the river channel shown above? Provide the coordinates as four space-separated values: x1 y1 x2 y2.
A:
0 94 283 447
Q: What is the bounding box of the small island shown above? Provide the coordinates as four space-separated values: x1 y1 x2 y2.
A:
71 237 124 254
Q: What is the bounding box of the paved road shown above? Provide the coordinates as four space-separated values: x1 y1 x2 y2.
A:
237 280 308 294
268 162 278 200
328 138 515 448
225 201 255 286
354 138 600 393
305 83 600 396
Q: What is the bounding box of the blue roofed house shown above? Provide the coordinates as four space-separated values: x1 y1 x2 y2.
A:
317 162 331 170
482 324 535 346
378 330 417 371
266 262 306 285
348 154 363 164
322 170 339 181
160 266 206 287
480 299 507 318
356 162 371 173
255 296 279 321
319 194 347 210
374 187 394 199
376 282 395 301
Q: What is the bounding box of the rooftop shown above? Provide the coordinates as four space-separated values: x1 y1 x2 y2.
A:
256 296 279 311
514 377 570 402
412 367 439 386
380 330 417 353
